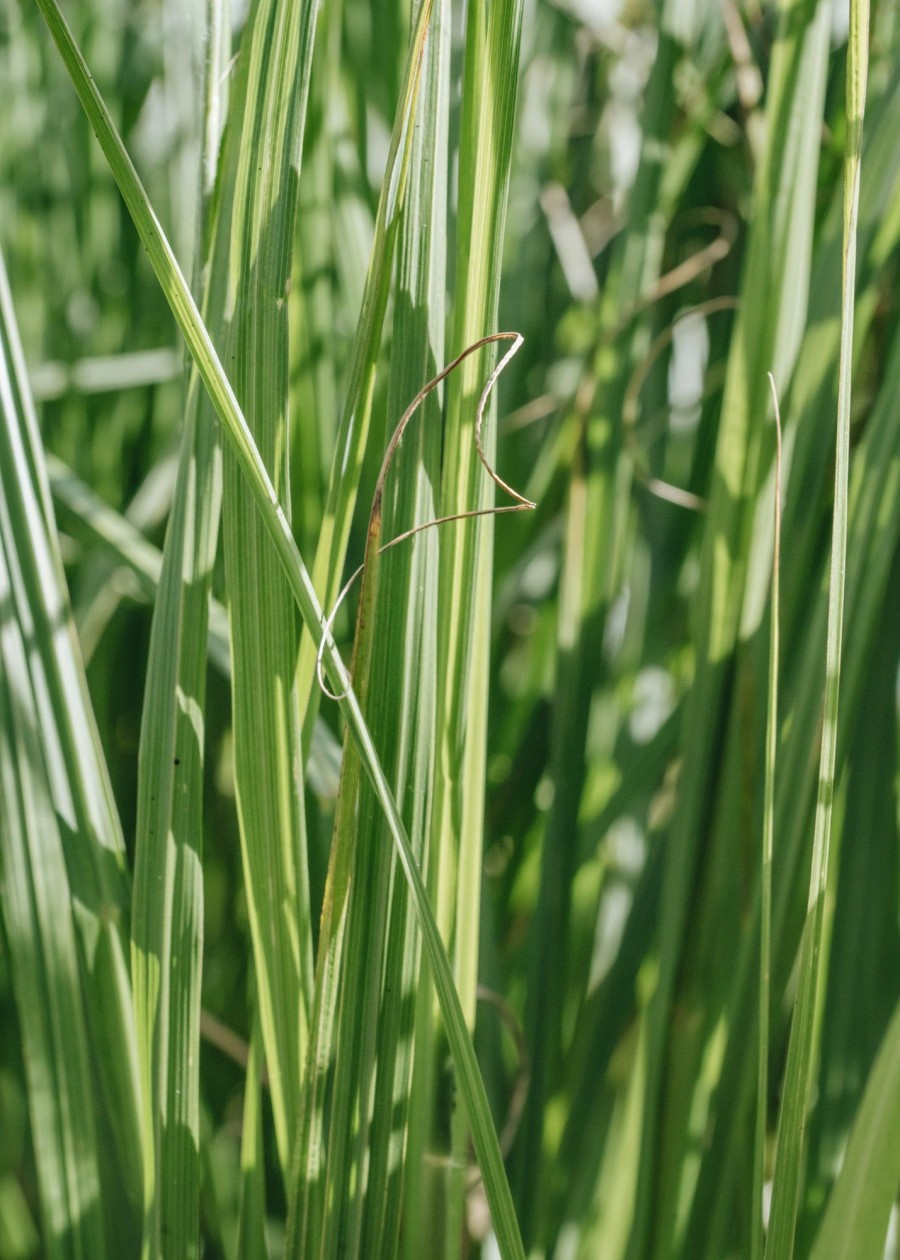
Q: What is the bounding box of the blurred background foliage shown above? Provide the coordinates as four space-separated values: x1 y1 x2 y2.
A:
0 0 898 1257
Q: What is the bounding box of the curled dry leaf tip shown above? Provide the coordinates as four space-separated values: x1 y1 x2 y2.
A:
316 331 534 701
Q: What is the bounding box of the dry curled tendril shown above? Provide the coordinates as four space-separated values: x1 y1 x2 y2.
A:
316 331 534 701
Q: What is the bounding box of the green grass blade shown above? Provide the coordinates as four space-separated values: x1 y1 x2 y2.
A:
33 9 524 1254
129 0 227 1251
214 0 320 1176
131 388 221 1260
430 0 524 1244
0 555 106 1260
285 514 384 1260
752 378 781 1260
0 238 142 1247
0 248 110 1260
294 0 435 734
803 566 900 1239
765 5 870 1254
808 1000 900 1260
288 0 341 566
235 1015 267 1260
361 3 448 1247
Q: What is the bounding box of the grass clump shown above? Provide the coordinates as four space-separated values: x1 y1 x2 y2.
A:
0 2 897 1259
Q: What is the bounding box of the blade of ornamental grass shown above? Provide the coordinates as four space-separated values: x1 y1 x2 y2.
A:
767 67 900 660
33 7 526 1256
214 0 320 1179
369 7 449 1252
131 357 222 1260
629 4 832 1255
284 468 385 1260
803 555 900 1236
129 0 227 1250
765 4 870 1254
752 377 782 1260
235 1014 267 1260
288 0 340 565
0 244 137 1259
294 0 435 741
807 999 900 1260
430 0 525 1248
0 518 106 1260
286 1 450 1255
554 844 666 1247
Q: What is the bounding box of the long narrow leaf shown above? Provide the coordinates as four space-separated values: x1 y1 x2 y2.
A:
129 0 227 1249
431 0 524 1245
294 0 435 737
765 4 870 1254
0 246 111 1260
808 1000 900 1260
